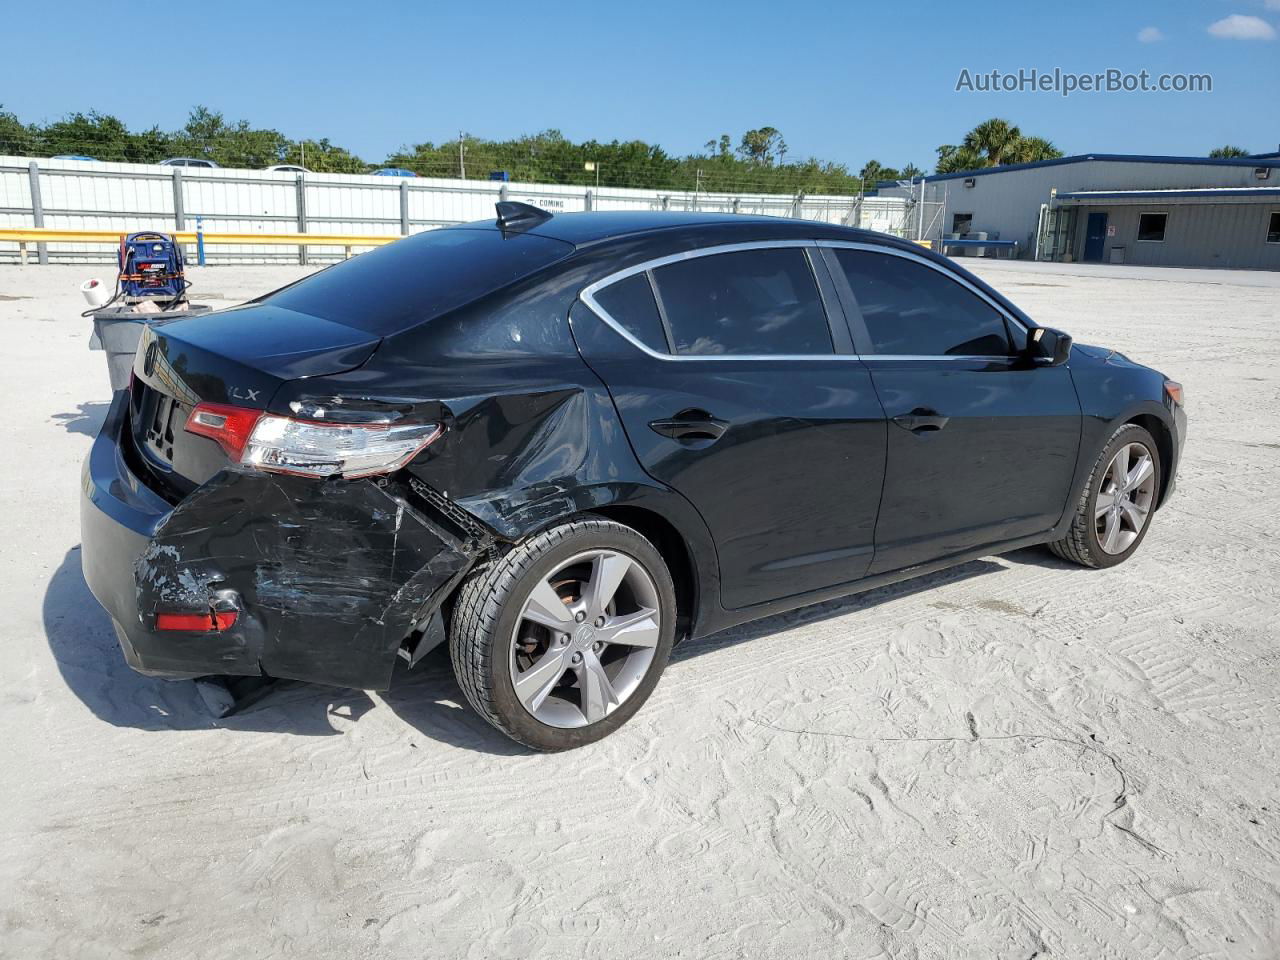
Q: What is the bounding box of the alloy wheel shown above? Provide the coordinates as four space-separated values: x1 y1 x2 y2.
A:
508 550 662 728
1095 441 1156 555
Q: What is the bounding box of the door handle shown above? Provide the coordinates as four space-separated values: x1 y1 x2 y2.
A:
892 408 950 434
649 409 729 443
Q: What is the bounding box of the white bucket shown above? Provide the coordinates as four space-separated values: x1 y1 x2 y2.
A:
80 278 111 307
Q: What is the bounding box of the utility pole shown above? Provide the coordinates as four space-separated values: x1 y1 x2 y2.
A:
916 177 926 241
458 131 466 180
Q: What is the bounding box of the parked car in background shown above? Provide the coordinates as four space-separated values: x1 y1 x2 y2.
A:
51 155 101 162
266 164 309 173
372 167 417 177
161 157 219 168
80 205 1185 751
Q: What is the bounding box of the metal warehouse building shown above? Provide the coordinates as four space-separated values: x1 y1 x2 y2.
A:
883 154 1280 270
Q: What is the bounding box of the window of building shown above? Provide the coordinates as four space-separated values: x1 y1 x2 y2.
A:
651 248 833 356
832 249 1016 357
1137 212 1168 242
593 272 669 352
1267 211 1280 244
952 213 974 235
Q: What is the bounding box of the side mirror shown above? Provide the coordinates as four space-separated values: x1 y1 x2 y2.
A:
1029 327 1072 367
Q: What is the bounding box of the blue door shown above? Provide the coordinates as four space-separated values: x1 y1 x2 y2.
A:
1084 211 1108 262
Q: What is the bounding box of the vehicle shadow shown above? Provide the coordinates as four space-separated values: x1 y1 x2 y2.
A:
994 545 1079 571
672 556 1007 663
52 401 110 437
380 653 532 756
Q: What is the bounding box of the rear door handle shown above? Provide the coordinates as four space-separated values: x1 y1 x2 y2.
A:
892 409 950 434
649 409 729 443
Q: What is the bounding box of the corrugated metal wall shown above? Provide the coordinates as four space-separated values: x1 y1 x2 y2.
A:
1071 202 1280 269
0 157 911 263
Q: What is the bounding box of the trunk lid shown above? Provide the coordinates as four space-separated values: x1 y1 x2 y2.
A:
127 304 381 496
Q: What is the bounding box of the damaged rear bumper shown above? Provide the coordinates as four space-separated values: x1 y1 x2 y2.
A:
80 392 482 690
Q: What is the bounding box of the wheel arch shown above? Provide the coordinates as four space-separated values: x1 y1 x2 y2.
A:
1123 411 1175 509
455 480 720 644
583 503 698 643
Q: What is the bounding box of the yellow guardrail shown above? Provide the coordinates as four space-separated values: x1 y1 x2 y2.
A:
0 228 398 264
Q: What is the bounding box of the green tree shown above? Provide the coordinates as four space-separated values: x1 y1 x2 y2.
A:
962 118 1023 166
1209 145 1250 158
1008 135 1062 164
38 111 170 162
737 127 787 166
282 138 367 173
935 143 983 174
0 106 36 155
937 120 1063 173
704 134 732 160
171 106 287 167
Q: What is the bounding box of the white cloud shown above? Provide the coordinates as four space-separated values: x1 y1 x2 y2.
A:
1137 26 1165 42
1207 14 1276 39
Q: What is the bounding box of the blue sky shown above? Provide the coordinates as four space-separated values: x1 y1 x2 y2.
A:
3 0 1277 170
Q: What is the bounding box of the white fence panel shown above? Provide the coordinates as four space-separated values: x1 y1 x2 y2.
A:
0 156 910 264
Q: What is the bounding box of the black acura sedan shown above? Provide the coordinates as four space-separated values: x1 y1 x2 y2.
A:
81 205 1186 750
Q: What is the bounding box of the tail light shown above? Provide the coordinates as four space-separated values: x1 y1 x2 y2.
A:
186 403 264 460
185 402 442 479
1164 380 1184 407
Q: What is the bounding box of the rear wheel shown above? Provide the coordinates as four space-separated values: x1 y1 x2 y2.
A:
449 518 676 751
1048 423 1161 569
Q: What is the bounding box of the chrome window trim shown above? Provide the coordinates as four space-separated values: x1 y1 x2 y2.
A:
577 238 1030 362
578 240 851 363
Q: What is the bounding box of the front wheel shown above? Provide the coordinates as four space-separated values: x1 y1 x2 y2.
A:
449 518 676 751
1048 423 1162 569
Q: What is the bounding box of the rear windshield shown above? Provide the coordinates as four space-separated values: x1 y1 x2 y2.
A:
261 227 573 335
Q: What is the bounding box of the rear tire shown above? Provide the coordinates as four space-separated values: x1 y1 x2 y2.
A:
449 517 676 751
1048 423 1161 569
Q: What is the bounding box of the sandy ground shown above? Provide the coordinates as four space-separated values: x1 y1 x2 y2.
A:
0 259 1277 960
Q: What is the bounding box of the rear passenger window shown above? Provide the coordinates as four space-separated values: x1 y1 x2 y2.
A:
652 248 832 356
833 249 1015 357
593 273 669 352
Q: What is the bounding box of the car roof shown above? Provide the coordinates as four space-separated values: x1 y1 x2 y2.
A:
492 210 921 253
456 210 1032 328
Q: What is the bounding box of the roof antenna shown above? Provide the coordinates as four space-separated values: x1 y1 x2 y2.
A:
495 201 553 232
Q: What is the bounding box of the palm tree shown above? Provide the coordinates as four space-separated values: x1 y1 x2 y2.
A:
962 118 1024 166
1209 145 1250 158
1009 136 1062 164
935 143 984 174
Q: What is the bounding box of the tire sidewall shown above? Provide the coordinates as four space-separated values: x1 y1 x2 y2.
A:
485 523 677 751
1086 425 1162 568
